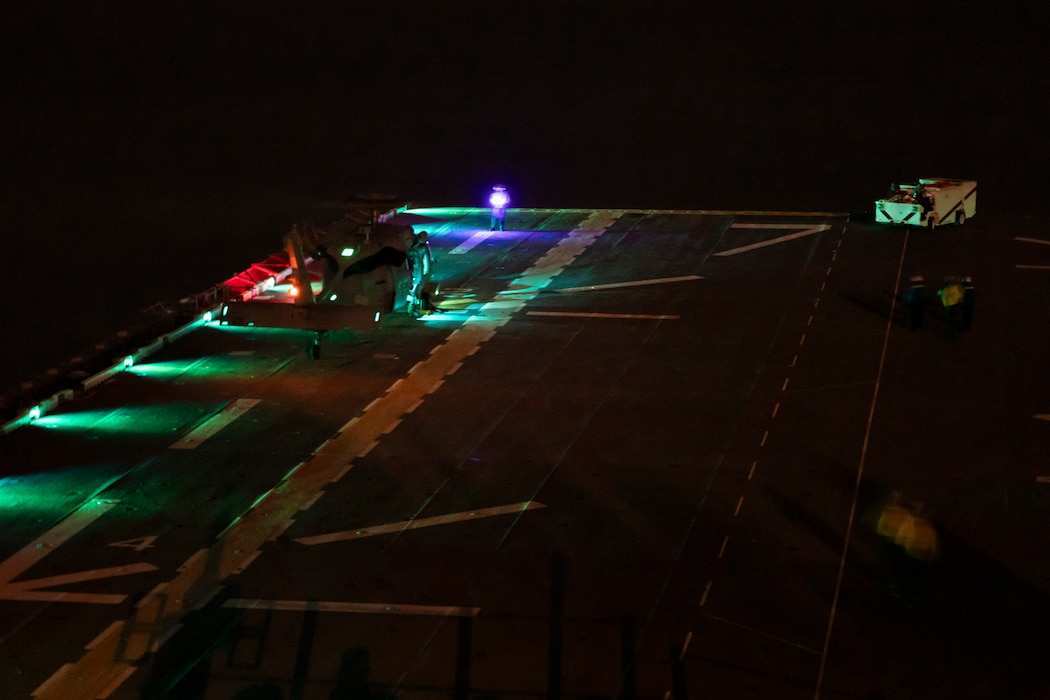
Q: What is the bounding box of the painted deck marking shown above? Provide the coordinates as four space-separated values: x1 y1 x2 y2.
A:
295 501 546 546
552 275 702 293
449 231 495 254
526 311 679 320
715 224 831 256
1015 236 1050 245
1035 414 1050 421
1016 264 1050 270
169 398 261 449
1036 476 1050 484
224 599 481 616
0 501 157 604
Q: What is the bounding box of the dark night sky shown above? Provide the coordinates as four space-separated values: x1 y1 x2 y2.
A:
2 2 1047 391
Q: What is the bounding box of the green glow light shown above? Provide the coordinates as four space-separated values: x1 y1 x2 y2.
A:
340 247 356 257
123 355 135 369
127 351 285 382
125 359 200 378
32 404 205 436
0 465 125 512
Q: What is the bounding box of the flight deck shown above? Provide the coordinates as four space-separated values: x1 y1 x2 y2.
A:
1 207 1049 700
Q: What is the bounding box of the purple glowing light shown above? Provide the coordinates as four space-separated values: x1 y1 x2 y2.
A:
489 187 509 209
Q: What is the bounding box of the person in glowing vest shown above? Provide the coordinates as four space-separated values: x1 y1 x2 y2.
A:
489 185 509 231
938 276 965 335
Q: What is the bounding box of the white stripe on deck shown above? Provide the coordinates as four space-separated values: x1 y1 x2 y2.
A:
527 311 679 320
449 231 495 254
170 398 261 449
224 599 480 617
295 501 546 545
553 275 702 293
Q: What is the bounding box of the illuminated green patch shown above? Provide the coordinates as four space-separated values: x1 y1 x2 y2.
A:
125 359 201 378
0 466 124 513
33 404 202 436
407 206 480 219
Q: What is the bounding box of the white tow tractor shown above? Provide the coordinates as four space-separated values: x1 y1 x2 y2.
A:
875 178 976 229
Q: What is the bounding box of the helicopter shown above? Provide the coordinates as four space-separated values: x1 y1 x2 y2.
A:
218 197 435 359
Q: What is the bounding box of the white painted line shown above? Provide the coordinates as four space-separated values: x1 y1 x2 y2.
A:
153 623 182 649
699 581 712 607
405 398 424 414
718 536 729 559
303 491 325 510
553 275 702 293
526 311 679 320
0 501 117 585
32 663 73 697
0 564 160 604
680 631 693 660
233 550 261 575
1036 476 1050 484
815 227 909 697
86 621 122 650
772 402 780 418
269 520 295 540
224 599 481 616
295 501 547 546
1017 265 1050 270
96 666 137 699
760 430 769 447
748 461 757 480
135 583 167 610
176 549 206 573
782 378 790 391
734 496 744 517
449 231 495 254
329 461 354 484
0 500 157 604
1035 414 1050 421
169 398 261 449
1015 236 1050 245
715 224 831 256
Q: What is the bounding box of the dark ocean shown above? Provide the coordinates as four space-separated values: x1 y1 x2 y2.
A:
3 2 1047 396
